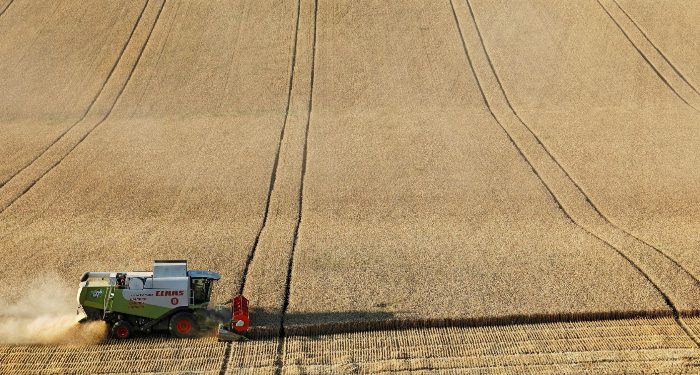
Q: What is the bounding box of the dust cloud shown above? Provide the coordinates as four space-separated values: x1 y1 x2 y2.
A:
0 275 107 345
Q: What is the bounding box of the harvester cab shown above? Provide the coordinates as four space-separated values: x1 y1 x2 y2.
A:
77 260 228 339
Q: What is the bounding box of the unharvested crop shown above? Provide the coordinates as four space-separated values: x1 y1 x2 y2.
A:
616 0 700 90
467 0 700 282
278 0 670 331
0 0 147 185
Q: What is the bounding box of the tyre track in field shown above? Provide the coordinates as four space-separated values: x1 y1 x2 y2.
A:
596 0 700 113
462 0 700 293
217 0 312 372
0 0 167 216
450 0 700 347
237 0 303 297
278 0 316 342
0 0 14 18
236 0 316 332
0 0 150 190
219 0 303 373
606 0 699 96
273 0 317 370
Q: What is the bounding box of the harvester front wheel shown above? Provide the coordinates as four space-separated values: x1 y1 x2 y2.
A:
112 321 133 339
170 312 197 338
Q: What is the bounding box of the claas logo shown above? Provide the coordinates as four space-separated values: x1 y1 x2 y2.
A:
155 290 185 296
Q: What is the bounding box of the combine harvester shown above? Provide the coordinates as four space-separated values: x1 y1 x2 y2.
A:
77 260 249 340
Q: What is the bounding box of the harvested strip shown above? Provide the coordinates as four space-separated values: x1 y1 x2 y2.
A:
281 318 700 374
283 0 668 332
223 334 280 375
684 318 700 342
0 335 225 374
467 0 700 289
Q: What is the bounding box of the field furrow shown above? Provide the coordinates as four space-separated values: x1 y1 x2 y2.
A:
466 0 700 289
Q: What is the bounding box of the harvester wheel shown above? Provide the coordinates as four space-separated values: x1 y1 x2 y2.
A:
170 312 197 338
112 321 133 339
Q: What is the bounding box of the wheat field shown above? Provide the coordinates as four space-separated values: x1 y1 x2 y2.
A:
1 0 700 373
616 0 700 89
0 0 146 184
467 0 700 300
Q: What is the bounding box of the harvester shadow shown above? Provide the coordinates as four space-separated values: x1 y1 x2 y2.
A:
246 307 400 339
246 307 676 340
98 308 399 343
101 307 675 343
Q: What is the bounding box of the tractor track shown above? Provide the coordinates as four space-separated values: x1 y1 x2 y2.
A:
0 0 166 216
0 0 150 191
463 0 700 296
595 0 700 113
0 0 14 18
237 0 303 297
273 0 317 373
451 0 700 348
605 0 699 96
219 0 304 373
463 0 700 293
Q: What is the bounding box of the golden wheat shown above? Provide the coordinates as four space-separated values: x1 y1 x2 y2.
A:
0 1 147 184
0 0 699 373
282 0 669 330
616 0 700 88
467 0 700 283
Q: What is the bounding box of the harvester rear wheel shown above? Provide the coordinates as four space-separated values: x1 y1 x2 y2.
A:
169 312 197 338
112 321 133 339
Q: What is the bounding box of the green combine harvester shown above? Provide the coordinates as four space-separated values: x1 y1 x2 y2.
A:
76 260 247 340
